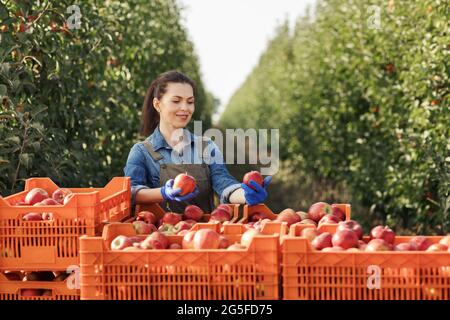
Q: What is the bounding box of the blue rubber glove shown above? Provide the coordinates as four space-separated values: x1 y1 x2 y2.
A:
241 176 272 206
160 179 200 202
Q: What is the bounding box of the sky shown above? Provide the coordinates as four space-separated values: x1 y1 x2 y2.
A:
179 0 316 123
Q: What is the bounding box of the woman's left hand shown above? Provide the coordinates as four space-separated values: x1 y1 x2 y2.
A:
241 176 272 206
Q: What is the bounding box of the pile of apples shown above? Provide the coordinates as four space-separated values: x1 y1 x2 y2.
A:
2 270 73 297
110 223 265 251
246 201 346 229
132 204 234 237
10 187 73 221
300 220 450 252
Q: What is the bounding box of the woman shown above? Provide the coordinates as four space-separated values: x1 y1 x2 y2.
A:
124 70 271 213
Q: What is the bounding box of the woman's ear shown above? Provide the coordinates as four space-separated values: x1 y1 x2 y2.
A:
153 98 160 112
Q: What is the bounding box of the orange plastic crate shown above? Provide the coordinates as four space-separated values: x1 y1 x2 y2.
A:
282 223 450 300
79 222 280 300
135 203 241 223
0 177 131 270
0 272 79 300
239 203 351 232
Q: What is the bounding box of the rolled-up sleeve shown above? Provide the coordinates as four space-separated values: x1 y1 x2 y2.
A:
124 144 150 206
206 140 242 203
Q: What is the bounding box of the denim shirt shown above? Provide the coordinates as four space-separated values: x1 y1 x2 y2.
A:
123 126 242 206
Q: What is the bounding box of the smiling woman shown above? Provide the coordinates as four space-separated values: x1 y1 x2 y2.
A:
124 70 273 213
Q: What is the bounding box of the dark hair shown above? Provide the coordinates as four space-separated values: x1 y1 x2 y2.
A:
141 70 197 137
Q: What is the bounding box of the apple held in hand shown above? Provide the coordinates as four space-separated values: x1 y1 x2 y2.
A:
25 188 49 205
183 205 203 221
193 229 221 249
332 229 359 249
111 235 133 250
370 225 396 244
308 202 332 223
243 171 264 190
52 188 73 204
173 173 196 196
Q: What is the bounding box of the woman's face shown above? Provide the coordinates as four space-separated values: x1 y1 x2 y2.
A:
154 82 195 129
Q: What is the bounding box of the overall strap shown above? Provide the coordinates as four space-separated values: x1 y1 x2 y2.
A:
141 140 164 162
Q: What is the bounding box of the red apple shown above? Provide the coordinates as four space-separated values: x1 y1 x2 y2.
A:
183 205 203 221
129 236 143 244
249 212 268 222
183 219 197 227
439 235 450 247
23 212 43 221
395 242 413 251
241 228 260 247
308 202 332 223
370 225 396 244
332 229 359 249
301 227 319 242
193 229 220 249
217 204 232 214
337 220 363 240
174 221 192 233
296 211 309 221
132 221 156 235
169 243 182 250
218 236 230 249
140 232 169 249
227 243 247 250
52 188 73 204
40 198 59 206
311 232 333 250
14 201 27 206
136 211 157 225
162 212 182 225
426 243 448 252
409 236 432 251
25 188 49 205
173 173 196 196
365 239 391 251
318 214 340 227
243 171 264 190
331 204 346 221
110 235 133 250
299 219 317 226
182 230 197 249
209 208 231 222
276 208 301 227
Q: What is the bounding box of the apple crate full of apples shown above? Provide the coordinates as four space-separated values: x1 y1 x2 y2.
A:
281 221 450 300
0 177 131 300
79 221 283 300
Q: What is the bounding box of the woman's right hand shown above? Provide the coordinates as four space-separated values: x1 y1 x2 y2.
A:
160 179 200 202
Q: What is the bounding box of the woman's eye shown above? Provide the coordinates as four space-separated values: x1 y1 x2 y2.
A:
173 100 180 103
